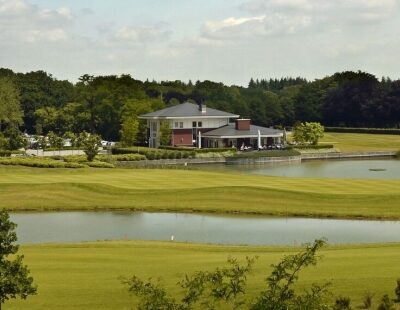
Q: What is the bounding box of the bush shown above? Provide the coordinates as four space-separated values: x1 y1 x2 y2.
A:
0 158 86 168
112 147 194 160
85 161 115 168
0 150 11 157
234 150 301 158
97 154 146 162
377 294 395 310
333 296 352 310
159 146 233 153
325 127 400 135
288 144 334 150
62 155 88 163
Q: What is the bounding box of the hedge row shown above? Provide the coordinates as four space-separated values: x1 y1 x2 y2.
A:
0 150 25 157
0 150 11 157
288 144 334 150
97 154 146 162
234 150 301 158
112 147 195 159
159 146 234 153
85 161 115 168
325 127 400 135
0 158 86 168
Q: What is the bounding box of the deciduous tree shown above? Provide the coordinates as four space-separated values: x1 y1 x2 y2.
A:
0 209 37 310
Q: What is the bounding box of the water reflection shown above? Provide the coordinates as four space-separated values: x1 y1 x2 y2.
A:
11 211 400 245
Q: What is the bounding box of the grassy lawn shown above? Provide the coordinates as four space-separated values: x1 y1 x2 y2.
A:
6 241 400 310
320 132 400 152
0 165 399 219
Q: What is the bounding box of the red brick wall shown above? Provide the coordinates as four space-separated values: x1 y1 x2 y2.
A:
236 119 250 130
173 129 193 146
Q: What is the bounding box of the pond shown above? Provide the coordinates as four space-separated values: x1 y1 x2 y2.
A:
198 159 400 179
11 211 400 245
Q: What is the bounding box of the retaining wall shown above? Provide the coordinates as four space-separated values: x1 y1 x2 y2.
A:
301 151 396 161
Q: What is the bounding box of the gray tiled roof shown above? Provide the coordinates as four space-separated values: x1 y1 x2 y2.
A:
202 124 283 138
138 102 239 118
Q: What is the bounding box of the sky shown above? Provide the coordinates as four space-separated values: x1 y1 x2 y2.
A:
0 0 399 86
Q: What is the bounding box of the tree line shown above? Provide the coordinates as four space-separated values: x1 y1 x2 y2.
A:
0 68 399 145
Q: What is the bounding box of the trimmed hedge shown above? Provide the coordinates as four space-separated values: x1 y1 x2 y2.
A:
0 158 86 168
234 150 301 158
0 150 11 157
85 161 115 168
288 144 334 150
159 146 234 153
112 147 194 160
325 127 400 135
97 154 146 162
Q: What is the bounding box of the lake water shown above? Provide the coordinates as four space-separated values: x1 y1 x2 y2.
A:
198 159 400 179
11 211 400 245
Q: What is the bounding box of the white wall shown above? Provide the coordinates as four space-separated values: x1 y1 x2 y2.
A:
171 118 229 129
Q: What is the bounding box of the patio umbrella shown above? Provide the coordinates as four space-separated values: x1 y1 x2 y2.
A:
283 128 287 145
198 130 202 149
257 130 261 150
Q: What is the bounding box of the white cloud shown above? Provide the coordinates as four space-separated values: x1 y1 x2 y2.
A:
115 25 171 43
24 28 68 43
0 0 30 14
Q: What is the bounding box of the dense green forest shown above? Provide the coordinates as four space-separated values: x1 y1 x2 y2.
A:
0 68 399 142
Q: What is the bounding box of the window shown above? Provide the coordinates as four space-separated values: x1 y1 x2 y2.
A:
197 121 202 128
174 122 179 128
179 122 183 128
192 121 197 128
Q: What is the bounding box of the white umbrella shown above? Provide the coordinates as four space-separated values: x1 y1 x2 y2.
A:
257 130 261 150
198 131 202 149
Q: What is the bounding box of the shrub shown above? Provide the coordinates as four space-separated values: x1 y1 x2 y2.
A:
333 296 352 310
111 147 193 160
325 127 400 135
159 146 233 153
85 161 115 168
377 294 395 310
395 278 400 303
234 150 301 158
97 154 145 162
363 293 373 309
288 144 334 150
0 150 11 157
62 155 88 163
0 158 86 168
64 162 88 168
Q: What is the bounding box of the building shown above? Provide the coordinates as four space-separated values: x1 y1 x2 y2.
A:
138 102 283 149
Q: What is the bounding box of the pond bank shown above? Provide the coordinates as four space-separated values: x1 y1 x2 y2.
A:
10 211 400 245
116 150 396 167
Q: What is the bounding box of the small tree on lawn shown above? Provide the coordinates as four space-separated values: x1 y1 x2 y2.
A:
293 122 324 145
0 209 37 310
120 117 139 147
159 121 171 146
47 131 58 155
80 132 101 162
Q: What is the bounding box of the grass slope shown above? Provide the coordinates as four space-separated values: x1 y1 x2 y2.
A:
7 241 400 310
1 166 399 219
320 132 400 152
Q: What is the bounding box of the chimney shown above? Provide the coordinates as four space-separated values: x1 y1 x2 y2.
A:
235 119 251 130
199 103 206 114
